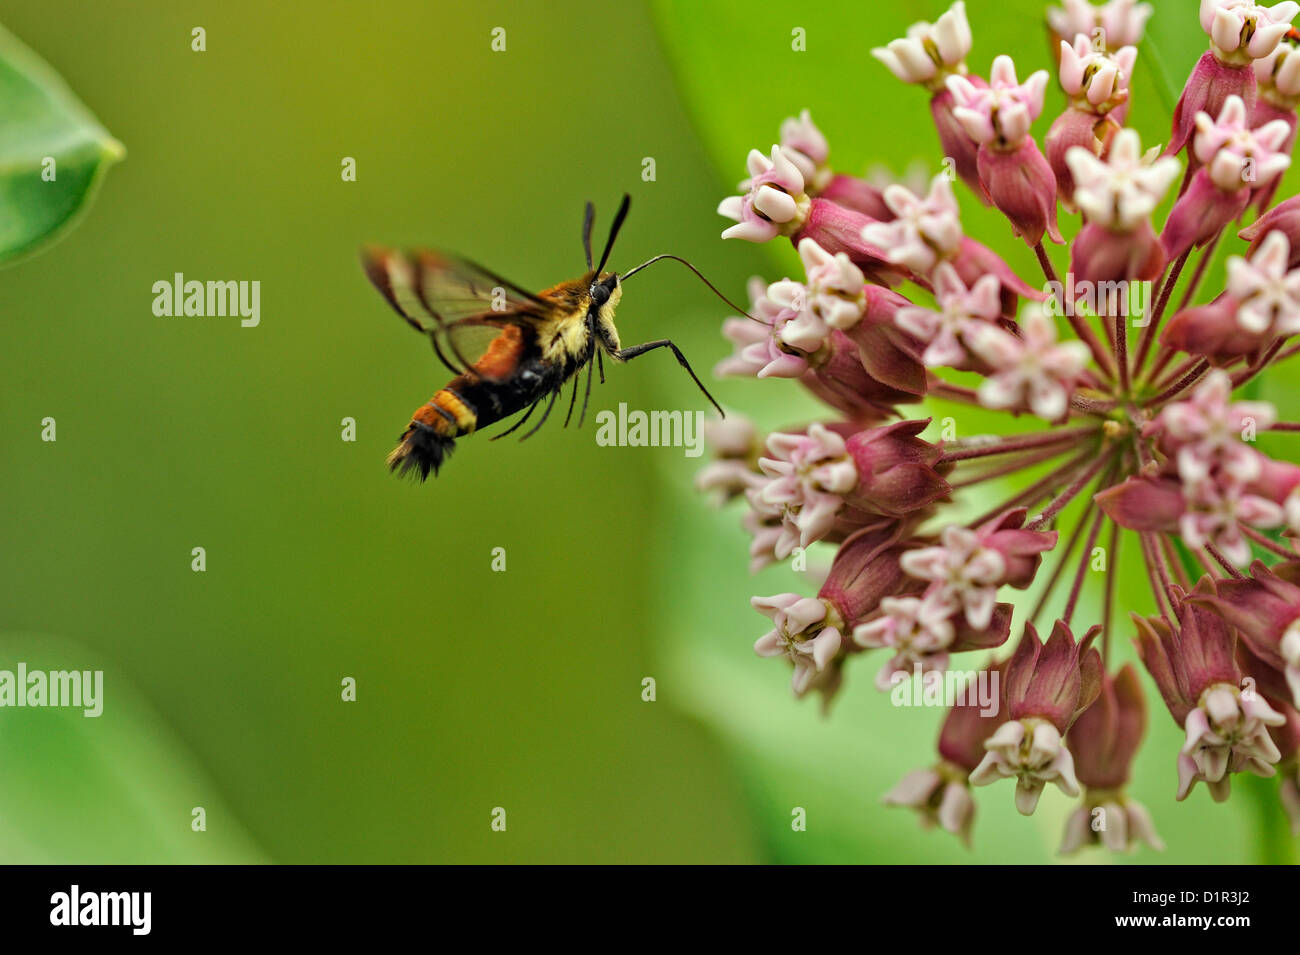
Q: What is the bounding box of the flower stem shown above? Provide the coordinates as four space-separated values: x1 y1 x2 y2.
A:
939 426 1098 462
1161 533 1191 588
1064 506 1109 627
1232 337 1285 389
927 379 983 405
1133 248 1190 378
967 446 1097 527
1033 241 1058 285
1114 311 1131 397
1028 497 1096 627
1026 449 1116 531
1102 519 1120 665
1240 524 1296 558
1148 353 1200 395
1149 359 1210 407
1175 234 1220 316
1139 532 1175 619
1204 542 1245 578
949 441 1085 489
1273 341 1300 365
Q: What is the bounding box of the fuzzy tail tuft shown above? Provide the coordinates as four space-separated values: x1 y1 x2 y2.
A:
387 421 455 481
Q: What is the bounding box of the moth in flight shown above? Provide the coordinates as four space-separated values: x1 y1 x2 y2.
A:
361 195 743 480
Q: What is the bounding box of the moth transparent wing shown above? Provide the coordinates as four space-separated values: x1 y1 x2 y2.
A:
360 246 547 379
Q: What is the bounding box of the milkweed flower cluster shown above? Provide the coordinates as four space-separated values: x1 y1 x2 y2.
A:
700 0 1300 854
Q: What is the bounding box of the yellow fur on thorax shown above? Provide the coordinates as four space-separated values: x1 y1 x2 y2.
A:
539 307 592 363
537 284 623 363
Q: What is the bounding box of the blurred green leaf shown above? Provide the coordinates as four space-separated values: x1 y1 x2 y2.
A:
0 632 267 863
0 20 123 264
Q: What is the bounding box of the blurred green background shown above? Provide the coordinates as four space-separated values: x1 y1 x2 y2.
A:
0 0 1296 863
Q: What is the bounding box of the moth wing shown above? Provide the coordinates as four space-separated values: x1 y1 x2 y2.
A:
360 246 550 379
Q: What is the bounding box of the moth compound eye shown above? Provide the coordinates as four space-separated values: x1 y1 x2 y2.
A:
590 284 609 306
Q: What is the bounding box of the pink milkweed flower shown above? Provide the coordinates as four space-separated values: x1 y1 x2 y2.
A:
840 419 952 517
900 509 1057 629
1276 712 1300 834
1241 194 1300 268
753 593 843 697
854 591 959 688
949 56 1050 149
1192 562 1300 707
1070 129 1182 233
1134 584 1286 801
1164 230 1300 362
894 262 1003 368
950 57 1063 244
967 306 1091 422
885 662 1007 845
715 299 808 380
772 239 868 352
778 109 833 195
752 419 950 556
1048 38 1137 206
840 285 931 397
861 173 1042 311
754 424 860 553
1061 664 1165 853
1225 231 1300 336
1047 0 1153 50
1150 370 1276 486
932 84 992 205
1167 2 1299 159
754 522 919 703
758 109 895 216
718 145 811 243
1163 96 1292 260
1195 94 1294 190
1181 479 1284 566
882 760 979 844
696 414 763 504
861 174 964 277
854 591 1012 689
971 621 1102 814
1251 39 1300 208
1180 677 1287 800
871 2 973 89
871 3 988 203
1203 0 1300 62
1161 294 1265 366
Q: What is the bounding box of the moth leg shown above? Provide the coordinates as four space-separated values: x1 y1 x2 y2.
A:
612 339 723 416
490 397 541 441
563 370 581 428
520 387 561 441
578 355 596 428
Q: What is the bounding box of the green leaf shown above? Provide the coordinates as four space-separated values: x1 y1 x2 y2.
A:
0 632 267 863
0 21 124 265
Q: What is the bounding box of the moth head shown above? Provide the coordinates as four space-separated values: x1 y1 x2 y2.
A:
589 272 620 308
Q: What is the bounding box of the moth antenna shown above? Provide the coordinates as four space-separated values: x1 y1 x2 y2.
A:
581 201 595 272
619 254 761 323
594 194 631 276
